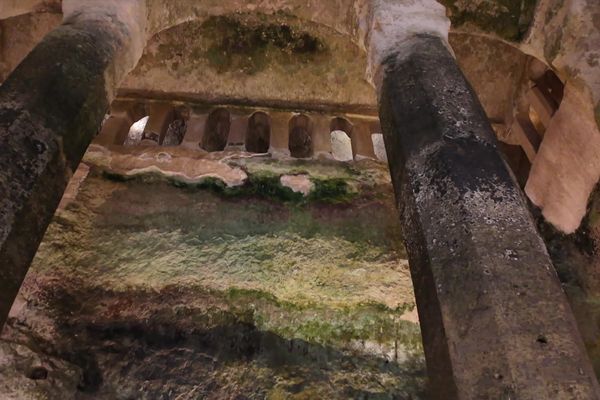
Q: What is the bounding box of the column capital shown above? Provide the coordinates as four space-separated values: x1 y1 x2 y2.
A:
62 0 148 102
360 0 451 91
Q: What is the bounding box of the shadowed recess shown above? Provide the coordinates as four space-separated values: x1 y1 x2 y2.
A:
289 114 313 158
246 111 271 153
202 108 230 152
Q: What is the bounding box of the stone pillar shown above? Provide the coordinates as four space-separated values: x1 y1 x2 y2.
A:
511 113 541 163
141 103 175 145
311 114 333 160
349 120 377 160
96 115 133 147
228 113 249 150
377 34 600 399
269 111 292 157
0 0 146 329
181 112 208 150
94 102 136 146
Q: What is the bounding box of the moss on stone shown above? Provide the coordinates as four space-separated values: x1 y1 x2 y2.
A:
440 0 537 41
163 285 422 351
247 172 304 202
193 172 304 202
200 15 328 75
98 159 366 204
226 287 282 306
271 302 421 349
233 157 361 182
309 178 354 203
6 157 424 398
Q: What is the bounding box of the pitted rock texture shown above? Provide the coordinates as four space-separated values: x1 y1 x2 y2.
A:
439 0 537 41
379 34 600 399
0 11 135 328
0 153 426 399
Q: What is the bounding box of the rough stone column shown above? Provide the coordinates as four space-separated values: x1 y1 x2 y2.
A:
311 114 333 159
0 0 146 329
95 114 133 147
377 33 600 400
269 111 292 157
362 0 600 398
349 120 377 160
141 103 175 145
94 101 137 147
228 113 249 150
181 112 208 150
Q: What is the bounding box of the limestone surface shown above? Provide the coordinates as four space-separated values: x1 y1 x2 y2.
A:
0 151 425 399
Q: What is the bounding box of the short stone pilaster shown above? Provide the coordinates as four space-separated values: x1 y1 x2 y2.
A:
349 120 376 160
181 113 208 150
141 103 175 145
228 113 249 151
311 114 333 159
269 111 292 157
94 102 137 146
95 114 133 146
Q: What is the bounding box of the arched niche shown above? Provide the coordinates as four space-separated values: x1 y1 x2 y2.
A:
163 107 190 146
330 117 353 134
246 112 271 153
288 114 313 158
202 108 231 152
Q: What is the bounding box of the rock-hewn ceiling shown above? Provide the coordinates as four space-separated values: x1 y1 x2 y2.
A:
0 5 533 118
120 13 377 110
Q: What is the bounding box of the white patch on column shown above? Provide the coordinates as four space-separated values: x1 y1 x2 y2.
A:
330 130 354 161
371 133 387 162
125 116 148 146
359 0 451 89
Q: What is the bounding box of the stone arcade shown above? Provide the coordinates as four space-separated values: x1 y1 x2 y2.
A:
1 0 600 398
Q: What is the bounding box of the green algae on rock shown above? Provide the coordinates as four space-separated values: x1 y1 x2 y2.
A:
440 0 537 41
201 14 327 75
1 157 424 399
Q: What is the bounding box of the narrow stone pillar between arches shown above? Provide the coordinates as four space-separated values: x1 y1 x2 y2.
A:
141 103 175 145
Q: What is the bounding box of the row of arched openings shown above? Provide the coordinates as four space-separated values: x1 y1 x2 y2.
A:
124 108 380 161
200 109 273 153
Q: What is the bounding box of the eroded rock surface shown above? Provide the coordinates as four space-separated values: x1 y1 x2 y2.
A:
0 151 425 399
